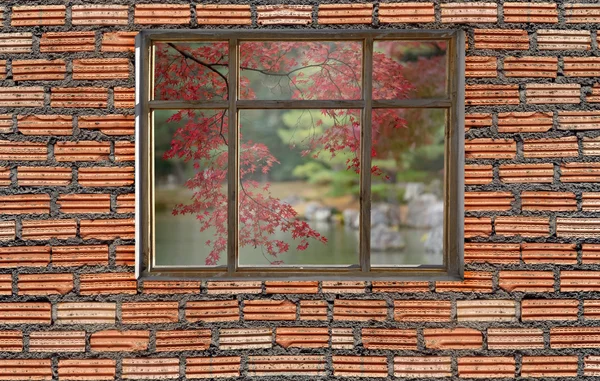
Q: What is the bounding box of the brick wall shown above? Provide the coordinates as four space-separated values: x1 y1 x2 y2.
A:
0 1 600 379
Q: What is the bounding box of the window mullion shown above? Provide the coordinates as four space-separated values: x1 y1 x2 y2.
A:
359 37 374 274
227 38 239 275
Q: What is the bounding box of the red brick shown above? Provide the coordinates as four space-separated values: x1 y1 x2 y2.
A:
466 138 516 159
378 2 434 23
55 141 110 162
538 29 591 50
521 242 577 264
557 218 600 238
458 357 515 379
498 111 552 133
0 33 32 54
0 359 52 381
79 273 137 295
78 166 134 187
464 217 492 238
79 114 134 135
584 300 600 320
332 328 353 349
80 218 134 240
333 356 387 378
51 87 108 108
583 137 600 156
256 5 312 25
465 57 497 78
322 280 366 293
526 83 581 104
249 356 326 377
488 328 544 350
0 87 44 107
72 5 128 25
73 58 129 81
276 327 328 348
114 87 135 108
362 328 417 350
244 300 296 321
134 4 190 25
116 194 134 214
499 163 554 183
465 164 493 185
186 357 240 379
300 300 327 320
0 246 50 268
522 299 578 321
57 194 111 214
0 221 15 241
504 2 557 23
21 219 77 240
0 274 10 295
56 302 116 324
499 271 554 292
0 302 51 324
436 271 493 293
122 358 179 379
196 5 251 25
29 331 85 353
465 191 513 211
441 3 497 23
588 84 600 103
372 281 429 293
115 141 135 162
559 111 600 130
17 115 72 136
584 244 600 264
40 32 95 53
523 136 578 158
90 330 149 352
0 141 46 161
221 328 272 350
586 356 600 376
423 328 482 350
465 113 492 131
142 280 200 294
464 242 520 264
394 300 451 322
465 84 519 105
52 245 109 267
206 281 262 294
474 28 529 49
0 166 10 187
333 299 387 321
18 273 72 295
522 356 578 378
503 56 557 78
394 357 451 378
551 327 600 348
561 271 600 292
58 359 116 381
0 331 22 352
318 4 372 24
12 59 66 81
0 194 49 214
265 281 318 294
0 114 9 133
495 216 550 237
156 329 211 352
122 301 179 324
563 57 600 77
102 32 137 52
457 300 516 322
521 191 577 211
565 3 600 23
115 245 135 266
11 5 65 26
186 300 239 322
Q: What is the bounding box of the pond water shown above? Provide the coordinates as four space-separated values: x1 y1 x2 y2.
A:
155 211 443 267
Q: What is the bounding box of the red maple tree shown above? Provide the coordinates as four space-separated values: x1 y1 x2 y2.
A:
154 40 445 265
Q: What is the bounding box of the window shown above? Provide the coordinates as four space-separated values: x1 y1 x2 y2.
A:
136 30 465 280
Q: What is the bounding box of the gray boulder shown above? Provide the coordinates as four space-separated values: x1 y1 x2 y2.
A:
371 224 406 251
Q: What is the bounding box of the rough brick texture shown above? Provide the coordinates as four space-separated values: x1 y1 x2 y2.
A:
0 1 598 380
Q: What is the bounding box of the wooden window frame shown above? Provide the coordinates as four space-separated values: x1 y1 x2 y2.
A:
135 29 465 281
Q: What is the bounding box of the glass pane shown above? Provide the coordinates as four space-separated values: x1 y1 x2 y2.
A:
239 41 362 100
373 40 447 99
153 109 228 267
370 108 446 266
153 42 228 101
238 109 361 266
